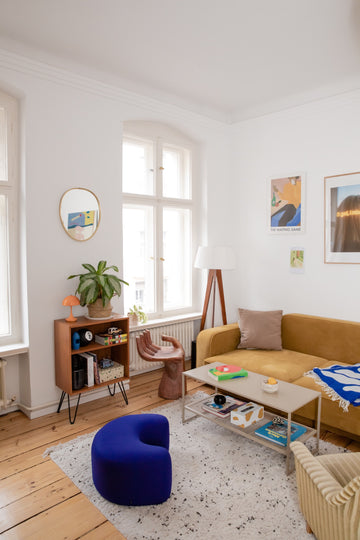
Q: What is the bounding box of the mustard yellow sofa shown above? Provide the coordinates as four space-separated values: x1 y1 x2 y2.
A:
196 313 360 440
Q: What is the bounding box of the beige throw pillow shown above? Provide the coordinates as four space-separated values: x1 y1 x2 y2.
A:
238 308 283 350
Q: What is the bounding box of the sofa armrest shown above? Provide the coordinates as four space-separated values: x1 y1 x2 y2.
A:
196 323 240 367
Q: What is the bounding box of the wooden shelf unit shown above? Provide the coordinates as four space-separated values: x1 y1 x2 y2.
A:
54 314 129 397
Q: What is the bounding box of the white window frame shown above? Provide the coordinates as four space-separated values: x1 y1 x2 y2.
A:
0 89 21 347
122 123 196 320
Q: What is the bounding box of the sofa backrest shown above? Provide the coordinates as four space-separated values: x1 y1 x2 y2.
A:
282 313 360 365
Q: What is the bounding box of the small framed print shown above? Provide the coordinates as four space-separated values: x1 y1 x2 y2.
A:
324 171 360 263
269 174 305 233
290 248 305 273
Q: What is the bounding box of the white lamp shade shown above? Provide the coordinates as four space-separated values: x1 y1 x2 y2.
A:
194 246 236 270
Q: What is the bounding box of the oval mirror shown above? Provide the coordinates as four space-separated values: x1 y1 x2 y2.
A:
59 188 101 241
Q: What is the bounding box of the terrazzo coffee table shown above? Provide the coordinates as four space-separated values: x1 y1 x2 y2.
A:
182 361 321 474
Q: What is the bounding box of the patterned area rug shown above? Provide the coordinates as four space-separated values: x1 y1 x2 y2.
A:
45 392 346 540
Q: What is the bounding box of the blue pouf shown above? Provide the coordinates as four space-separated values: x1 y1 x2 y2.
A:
91 414 172 506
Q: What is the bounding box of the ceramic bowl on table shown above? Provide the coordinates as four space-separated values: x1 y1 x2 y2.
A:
262 377 279 393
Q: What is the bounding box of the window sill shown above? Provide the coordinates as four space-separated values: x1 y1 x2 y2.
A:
128 312 202 333
0 343 29 357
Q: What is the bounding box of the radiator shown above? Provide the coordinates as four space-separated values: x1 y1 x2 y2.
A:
129 320 194 375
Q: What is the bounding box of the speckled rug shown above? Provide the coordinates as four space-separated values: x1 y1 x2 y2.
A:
45 392 346 540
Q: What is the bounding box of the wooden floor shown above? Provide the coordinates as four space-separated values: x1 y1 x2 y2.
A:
1 364 359 540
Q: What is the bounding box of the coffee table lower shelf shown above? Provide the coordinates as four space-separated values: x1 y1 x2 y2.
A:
183 393 317 474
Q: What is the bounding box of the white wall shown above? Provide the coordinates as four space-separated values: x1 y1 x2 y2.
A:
0 50 228 416
3 47 360 417
225 90 360 325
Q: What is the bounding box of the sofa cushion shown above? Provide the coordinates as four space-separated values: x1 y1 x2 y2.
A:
238 308 283 350
204 348 329 383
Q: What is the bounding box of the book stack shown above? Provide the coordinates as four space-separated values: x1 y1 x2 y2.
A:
254 419 307 446
95 333 128 346
208 364 248 381
201 396 246 418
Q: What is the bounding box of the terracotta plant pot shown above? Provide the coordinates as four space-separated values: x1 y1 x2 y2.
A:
128 313 139 327
87 298 113 319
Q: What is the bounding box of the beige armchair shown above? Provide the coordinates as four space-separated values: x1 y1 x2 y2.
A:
290 441 360 540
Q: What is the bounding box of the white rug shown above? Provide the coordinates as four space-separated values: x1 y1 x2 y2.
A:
46 392 346 540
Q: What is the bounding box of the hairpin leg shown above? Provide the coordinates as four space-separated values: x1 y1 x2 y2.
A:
57 391 66 413
107 381 128 405
118 380 128 404
66 393 81 424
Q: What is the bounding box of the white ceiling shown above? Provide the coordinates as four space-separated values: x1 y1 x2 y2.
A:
0 0 360 122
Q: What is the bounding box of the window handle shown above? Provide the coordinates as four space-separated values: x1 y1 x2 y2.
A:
159 166 164 170
160 257 165 262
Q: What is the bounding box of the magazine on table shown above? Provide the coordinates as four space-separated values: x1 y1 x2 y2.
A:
202 396 246 418
254 419 307 446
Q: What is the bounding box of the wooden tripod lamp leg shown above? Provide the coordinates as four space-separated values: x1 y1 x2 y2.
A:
216 269 227 326
200 269 216 331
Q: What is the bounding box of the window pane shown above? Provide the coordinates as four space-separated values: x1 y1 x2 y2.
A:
123 138 154 195
163 207 191 310
162 145 190 199
123 205 155 314
0 107 7 182
0 194 10 336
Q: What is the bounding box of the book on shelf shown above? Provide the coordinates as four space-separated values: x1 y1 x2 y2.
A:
95 333 128 345
208 364 248 381
201 396 246 418
79 352 94 387
254 419 307 446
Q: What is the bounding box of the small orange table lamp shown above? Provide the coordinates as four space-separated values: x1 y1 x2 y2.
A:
63 295 80 322
195 246 235 331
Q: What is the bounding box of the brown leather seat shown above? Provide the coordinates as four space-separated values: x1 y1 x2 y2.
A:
136 330 185 399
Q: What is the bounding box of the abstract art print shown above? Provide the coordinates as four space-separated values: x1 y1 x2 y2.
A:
324 172 360 263
269 174 305 232
290 248 304 273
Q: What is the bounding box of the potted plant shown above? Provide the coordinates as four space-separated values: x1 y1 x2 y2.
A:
127 305 148 326
68 260 129 319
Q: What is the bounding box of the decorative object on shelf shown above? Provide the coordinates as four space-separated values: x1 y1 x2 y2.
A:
62 295 80 322
262 377 279 393
230 402 264 428
68 260 129 319
59 187 101 242
214 394 226 405
72 331 80 350
78 328 94 346
127 305 147 326
255 417 307 446
194 246 236 331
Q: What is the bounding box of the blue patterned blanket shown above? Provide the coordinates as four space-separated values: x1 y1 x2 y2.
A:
306 363 360 411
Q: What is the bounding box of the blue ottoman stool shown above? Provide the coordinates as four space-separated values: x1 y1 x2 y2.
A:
91 414 172 506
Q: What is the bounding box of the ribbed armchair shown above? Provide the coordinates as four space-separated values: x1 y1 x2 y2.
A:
290 441 360 540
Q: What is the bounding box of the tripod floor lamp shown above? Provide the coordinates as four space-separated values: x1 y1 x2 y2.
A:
195 246 236 331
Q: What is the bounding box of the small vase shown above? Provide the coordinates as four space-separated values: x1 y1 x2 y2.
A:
87 298 113 319
128 313 139 327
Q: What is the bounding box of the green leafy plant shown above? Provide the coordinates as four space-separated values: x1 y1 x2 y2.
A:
68 260 129 306
128 304 148 324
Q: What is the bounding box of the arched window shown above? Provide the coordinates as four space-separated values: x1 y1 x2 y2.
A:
122 122 195 318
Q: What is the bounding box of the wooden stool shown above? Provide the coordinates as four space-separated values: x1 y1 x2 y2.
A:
136 330 185 399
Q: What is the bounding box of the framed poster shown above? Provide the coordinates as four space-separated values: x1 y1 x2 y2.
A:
269 174 305 233
290 248 305 273
324 172 360 263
